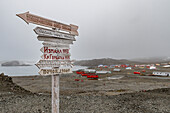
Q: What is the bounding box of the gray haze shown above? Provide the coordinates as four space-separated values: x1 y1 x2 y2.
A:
0 0 170 61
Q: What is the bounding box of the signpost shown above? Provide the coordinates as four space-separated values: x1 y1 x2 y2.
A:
16 11 79 113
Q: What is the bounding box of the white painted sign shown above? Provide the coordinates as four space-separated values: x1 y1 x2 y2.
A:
37 36 73 44
41 54 70 60
39 68 72 76
35 60 73 69
42 41 70 48
40 46 70 54
34 27 76 40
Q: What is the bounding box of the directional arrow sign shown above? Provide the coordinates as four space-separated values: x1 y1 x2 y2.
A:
39 68 72 76
41 54 70 60
42 41 70 48
37 36 73 44
36 59 73 64
40 46 70 54
35 60 73 69
34 27 76 41
16 12 79 36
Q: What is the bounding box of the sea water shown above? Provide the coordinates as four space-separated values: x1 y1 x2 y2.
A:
0 65 88 76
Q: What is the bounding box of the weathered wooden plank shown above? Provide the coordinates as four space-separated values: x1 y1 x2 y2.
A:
40 46 70 54
35 60 73 69
34 27 76 40
37 36 73 44
52 75 59 113
41 54 71 60
16 12 79 36
39 68 72 76
42 41 70 48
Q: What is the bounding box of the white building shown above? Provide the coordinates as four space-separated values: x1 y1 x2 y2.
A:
126 67 132 70
113 69 121 72
84 69 96 73
98 65 103 67
162 65 170 68
152 72 170 77
96 71 111 74
149 66 156 70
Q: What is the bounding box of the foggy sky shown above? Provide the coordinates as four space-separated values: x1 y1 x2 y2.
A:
0 0 170 61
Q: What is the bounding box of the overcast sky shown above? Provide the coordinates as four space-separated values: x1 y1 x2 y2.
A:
0 0 170 61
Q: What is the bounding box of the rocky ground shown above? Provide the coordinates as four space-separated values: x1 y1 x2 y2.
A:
0 72 170 113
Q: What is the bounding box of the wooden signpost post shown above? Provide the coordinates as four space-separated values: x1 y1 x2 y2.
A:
17 11 79 113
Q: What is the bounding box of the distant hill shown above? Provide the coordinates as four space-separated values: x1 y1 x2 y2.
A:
74 58 139 66
1 61 31 66
130 56 170 63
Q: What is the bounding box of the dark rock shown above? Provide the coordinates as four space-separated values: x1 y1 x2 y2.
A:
0 73 4 76
1 61 31 66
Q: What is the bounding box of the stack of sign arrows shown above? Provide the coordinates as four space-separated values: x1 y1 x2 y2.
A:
16 12 79 76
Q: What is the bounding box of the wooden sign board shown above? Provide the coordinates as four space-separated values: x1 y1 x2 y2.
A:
39 68 72 76
34 27 76 41
42 41 70 48
36 60 73 69
16 12 79 36
36 63 73 69
40 46 70 54
37 36 73 44
41 54 70 60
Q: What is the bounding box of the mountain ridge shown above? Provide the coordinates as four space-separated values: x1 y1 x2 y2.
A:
74 58 139 66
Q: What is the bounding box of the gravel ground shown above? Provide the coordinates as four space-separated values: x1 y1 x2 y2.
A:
0 88 169 113
0 73 170 113
0 93 51 113
60 88 170 113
